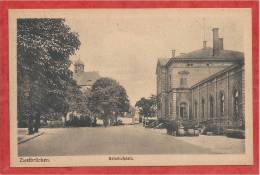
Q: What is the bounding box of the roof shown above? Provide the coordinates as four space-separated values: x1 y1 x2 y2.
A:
174 47 244 60
158 58 171 66
156 58 171 74
74 71 100 86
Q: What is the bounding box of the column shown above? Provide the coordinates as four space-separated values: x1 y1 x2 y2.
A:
188 103 190 120
207 83 208 120
172 92 177 119
215 78 217 118
198 86 200 123
242 67 245 124
226 72 229 127
191 89 193 120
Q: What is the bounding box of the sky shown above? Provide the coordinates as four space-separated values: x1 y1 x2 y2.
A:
65 9 249 106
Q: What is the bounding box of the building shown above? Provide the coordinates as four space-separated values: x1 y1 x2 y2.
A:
156 28 245 130
73 59 100 92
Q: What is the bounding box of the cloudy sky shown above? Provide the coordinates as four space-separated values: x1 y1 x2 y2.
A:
65 9 249 105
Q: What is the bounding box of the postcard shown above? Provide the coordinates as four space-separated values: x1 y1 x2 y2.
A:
0 1 258 174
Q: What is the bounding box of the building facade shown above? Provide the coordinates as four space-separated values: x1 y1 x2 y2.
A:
156 28 245 130
73 59 100 92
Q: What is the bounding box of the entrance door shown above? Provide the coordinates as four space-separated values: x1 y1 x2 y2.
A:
179 103 188 120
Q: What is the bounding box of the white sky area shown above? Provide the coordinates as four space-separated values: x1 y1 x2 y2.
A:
65 9 248 106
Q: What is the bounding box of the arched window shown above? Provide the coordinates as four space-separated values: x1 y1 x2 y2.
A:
220 92 225 116
233 90 239 118
201 99 205 119
209 96 214 118
194 101 198 119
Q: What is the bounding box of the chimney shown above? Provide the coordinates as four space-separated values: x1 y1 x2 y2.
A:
171 49 176 58
212 28 220 56
218 38 223 50
203 40 207 48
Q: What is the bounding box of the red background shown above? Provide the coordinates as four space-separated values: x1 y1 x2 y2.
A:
0 1 258 174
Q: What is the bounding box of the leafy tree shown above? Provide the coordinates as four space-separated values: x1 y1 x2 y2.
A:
88 78 130 126
17 18 80 134
135 95 157 119
64 79 90 116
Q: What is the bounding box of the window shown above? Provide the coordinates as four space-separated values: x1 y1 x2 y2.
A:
209 96 214 118
169 75 172 88
201 99 205 119
194 101 198 119
180 77 186 87
178 71 189 88
220 92 225 116
233 90 239 118
169 102 172 115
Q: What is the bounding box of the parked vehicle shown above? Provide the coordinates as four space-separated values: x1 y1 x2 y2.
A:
144 119 156 127
154 123 167 129
147 120 159 128
225 129 245 139
116 119 123 125
165 119 200 136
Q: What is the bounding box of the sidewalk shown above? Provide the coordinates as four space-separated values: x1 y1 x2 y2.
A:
173 134 245 154
147 128 244 154
18 128 44 144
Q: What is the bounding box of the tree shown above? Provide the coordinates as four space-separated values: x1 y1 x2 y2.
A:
135 95 157 119
17 19 80 134
64 79 90 119
88 78 130 126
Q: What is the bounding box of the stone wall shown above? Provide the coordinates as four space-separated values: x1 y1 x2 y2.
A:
157 66 168 119
191 65 244 129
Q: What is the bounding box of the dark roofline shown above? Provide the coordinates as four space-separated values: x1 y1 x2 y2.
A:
191 63 244 89
165 47 244 67
166 57 244 67
163 57 242 68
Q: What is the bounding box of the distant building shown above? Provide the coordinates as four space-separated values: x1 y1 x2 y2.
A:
156 28 245 130
73 59 100 92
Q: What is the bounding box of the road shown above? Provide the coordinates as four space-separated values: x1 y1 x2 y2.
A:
18 124 215 156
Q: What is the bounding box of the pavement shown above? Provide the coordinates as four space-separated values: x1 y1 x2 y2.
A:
173 134 245 154
18 128 44 144
18 124 245 156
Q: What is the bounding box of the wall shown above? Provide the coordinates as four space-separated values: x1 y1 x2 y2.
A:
191 65 244 129
156 65 167 119
168 61 232 89
156 57 244 129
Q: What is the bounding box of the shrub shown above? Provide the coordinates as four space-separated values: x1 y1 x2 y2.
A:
67 115 93 127
18 119 28 128
47 120 64 128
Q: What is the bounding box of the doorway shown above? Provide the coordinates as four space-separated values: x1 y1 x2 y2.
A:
179 102 188 120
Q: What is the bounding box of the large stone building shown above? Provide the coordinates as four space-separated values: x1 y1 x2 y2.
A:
156 28 245 130
73 59 100 92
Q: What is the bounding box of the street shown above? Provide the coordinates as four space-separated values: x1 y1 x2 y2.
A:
18 124 244 156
